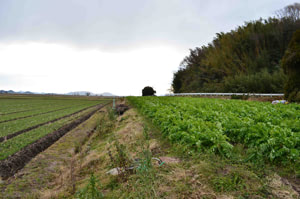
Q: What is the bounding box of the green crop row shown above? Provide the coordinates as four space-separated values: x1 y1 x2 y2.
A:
0 97 111 115
128 97 300 165
0 105 99 160
0 101 102 137
0 99 64 114
0 103 72 122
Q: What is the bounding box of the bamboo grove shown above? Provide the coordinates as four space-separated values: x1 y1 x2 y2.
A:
172 4 300 95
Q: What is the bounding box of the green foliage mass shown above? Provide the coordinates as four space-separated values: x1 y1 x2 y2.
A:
128 97 300 167
281 30 300 102
172 5 300 93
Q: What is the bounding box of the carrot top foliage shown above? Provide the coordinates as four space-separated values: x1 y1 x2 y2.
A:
128 97 300 168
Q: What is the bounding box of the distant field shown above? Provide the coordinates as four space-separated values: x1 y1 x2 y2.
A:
128 97 300 166
0 95 111 161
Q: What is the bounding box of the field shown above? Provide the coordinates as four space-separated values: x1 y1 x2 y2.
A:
128 97 300 167
0 95 111 178
1 95 300 198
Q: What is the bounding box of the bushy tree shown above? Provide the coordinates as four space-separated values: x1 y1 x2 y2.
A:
281 30 300 102
142 86 156 96
172 3 300 94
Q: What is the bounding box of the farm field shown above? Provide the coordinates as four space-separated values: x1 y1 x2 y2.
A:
1 96 300 198
0 95 111 178
128 97 300 167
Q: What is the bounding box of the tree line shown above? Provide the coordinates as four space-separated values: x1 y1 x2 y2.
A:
172 3 300 99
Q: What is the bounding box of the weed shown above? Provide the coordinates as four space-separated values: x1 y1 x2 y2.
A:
212 172 246 192
107 107 117 121
70 158 76 194
107 137 132 182
105 177 119 191
76 173 104 199
119 115 129 122
74 141 81 154
125 125 159 198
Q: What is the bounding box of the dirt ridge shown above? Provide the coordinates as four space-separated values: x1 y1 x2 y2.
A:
0 102 110 179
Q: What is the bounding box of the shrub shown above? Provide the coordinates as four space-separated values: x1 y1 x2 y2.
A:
142 86 156 96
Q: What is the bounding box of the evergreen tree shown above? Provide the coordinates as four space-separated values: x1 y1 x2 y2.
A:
142 87 156 96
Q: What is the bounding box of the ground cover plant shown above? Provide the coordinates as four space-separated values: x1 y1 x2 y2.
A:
128 97 300 173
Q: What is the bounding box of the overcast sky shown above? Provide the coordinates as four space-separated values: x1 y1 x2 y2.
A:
0 0 296 96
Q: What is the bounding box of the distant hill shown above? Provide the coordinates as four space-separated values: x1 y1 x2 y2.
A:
0 90 34 94
66 91 92 96
66 91 115 96
99 92 115 96
0 90 116 96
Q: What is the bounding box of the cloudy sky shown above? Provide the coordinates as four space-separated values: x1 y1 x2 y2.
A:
0 0 296 96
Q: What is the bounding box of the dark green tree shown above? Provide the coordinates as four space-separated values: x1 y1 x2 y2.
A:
172 4 300 94
281 30 300 102
142 86 156 96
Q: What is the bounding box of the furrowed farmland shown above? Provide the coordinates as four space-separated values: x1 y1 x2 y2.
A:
1 95 300 198
128 97 300 166
0 95 111 178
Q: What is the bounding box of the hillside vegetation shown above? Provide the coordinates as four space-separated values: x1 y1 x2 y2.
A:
172 3 300 94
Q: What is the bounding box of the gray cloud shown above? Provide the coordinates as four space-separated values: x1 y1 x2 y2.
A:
0 0 296 51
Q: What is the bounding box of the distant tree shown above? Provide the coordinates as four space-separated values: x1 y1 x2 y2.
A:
86 92 91 96
281 30 300 102
276 3 300 21
142 86 156 96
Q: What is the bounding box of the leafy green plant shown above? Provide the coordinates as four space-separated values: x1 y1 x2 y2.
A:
128 96 300 167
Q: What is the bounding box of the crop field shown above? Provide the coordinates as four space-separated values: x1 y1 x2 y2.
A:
0 95 111 162
128 97 300 166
